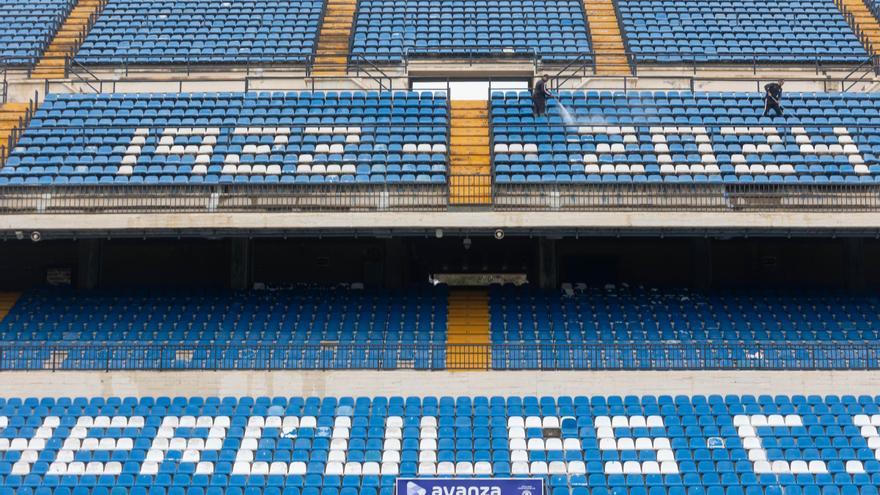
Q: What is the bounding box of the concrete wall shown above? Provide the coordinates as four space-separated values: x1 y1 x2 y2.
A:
2 370 878 397
4 62 876 102
5 211 880 236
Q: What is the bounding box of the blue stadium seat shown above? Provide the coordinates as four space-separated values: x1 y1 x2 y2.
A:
5 91 449 185
0 0 76 65
75 0 322 64
0 395 876 488
616 0 868 63
351 0 591 62
0 285 448 369
491 90 880 184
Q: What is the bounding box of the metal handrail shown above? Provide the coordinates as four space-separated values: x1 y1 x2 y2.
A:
349 53 394 91
0 46 872 78
607 0 636 76
1 341 878 371
842 57 877 92
0 183 879 214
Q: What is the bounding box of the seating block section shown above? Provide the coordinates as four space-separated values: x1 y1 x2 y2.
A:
0 0 76 66
32 0 108 79
351 0 591 62
0 286 448 369
3 91 449 186
74 0 323 65
0 395 878 484
491 91 880 185
617 0 868 63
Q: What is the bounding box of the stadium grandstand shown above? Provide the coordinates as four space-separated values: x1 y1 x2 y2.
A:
3 4 880 495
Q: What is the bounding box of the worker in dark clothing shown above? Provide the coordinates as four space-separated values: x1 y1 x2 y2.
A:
763 79 785 118
532 74 553 117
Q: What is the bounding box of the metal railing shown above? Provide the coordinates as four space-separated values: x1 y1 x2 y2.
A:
0 92 40 166
834 0 879 75
0 184 449 214
492 183 880 212
0 45 874 80
2 341 878 371
4 183 880 214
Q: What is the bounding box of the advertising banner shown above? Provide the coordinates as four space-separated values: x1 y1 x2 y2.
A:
396 478 544 495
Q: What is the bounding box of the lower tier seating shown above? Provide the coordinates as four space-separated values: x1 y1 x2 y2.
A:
0 286 447 369
491 91 880 184
4 92 449 186
2 285 880 369
490 285 880 343
0 395 879 492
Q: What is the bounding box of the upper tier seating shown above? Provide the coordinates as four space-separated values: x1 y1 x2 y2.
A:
491 91 880 184
3 91 449 186
350 0 591 62
0 0 75 65
74 0 322 65
617 0 868 63
0 286 447 369
1 395 880 488
490 285 880 344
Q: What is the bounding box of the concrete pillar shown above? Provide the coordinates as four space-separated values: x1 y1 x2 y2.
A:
76 239 101 290
229 238 252 290
536 238 558 289
846 238 865 292
692 238 713 290
384 239 407 288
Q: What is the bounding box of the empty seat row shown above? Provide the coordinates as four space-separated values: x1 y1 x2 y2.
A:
76 0 322 64
490 91 880 184
1 396 880 490
0 0 75 65
351 0 590 62
617 0 868 63
4 92 449 186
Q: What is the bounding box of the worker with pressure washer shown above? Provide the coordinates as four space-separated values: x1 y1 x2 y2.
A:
532 74 553 117
763 79 785 118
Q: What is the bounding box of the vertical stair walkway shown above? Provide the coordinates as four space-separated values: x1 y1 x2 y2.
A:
449 100 492 205
583 0 631 75
836 0 880 56
0 293 20 324
311 0 359 76
0 103 31 162
32 0 106 79
446 289 491 370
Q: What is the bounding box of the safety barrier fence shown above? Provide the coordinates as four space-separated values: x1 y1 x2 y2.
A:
0 50 874 79
0 184 449 213
1 341 877 371
3 183 880 213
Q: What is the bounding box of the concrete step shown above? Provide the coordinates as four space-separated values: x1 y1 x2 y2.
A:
313 56 348 63
582 0 629 74
449 118 488 128
33 0 107 79
0 104 31 163
450 144 490 155
451 100 488 109
837 0 880 56
450 167 491 176
313 0 356 77
450 157 490 165
451 136 490 146
451 108 489 119
445 289 490 370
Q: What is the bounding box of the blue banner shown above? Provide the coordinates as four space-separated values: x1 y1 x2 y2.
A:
396 479 544 495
